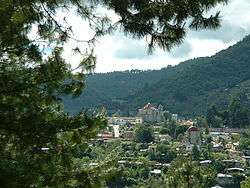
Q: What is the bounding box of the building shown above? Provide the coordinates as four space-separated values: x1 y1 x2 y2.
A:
216 173 234 186
112 124 120 138
97 132 114 140
108 117 143 126
185 126 201 151
172 114 178 121
137 103 165 123
121 131 134 140
212 143 224 152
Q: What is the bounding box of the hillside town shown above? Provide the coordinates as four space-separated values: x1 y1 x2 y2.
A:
2 0 250 187
91 103 250 187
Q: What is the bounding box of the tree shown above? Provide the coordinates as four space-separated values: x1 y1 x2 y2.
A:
196 117 208 128
206 106 223 128
134 126 154 143
165 157 216 188
239 136 250 151
103 0 228 52
241 177 250 188
232 173 246 188
0 1 109 186
163 111 173 122
229 98 249 128
1 0 228 186
148 144 177 163
192 145 201 161
168 120 187 139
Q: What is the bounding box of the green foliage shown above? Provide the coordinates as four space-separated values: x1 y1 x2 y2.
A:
206 105 222 127
241 177 250 188
196 117 208 128
165 157 216 188
134 125 154 143
0 0 232 186
206 97 250 128
163 111 173 122
239 133 250 151
65 35 250 118
122 36 250 117
192 145 201 161
63 70 168 115
135 177 167 188
231 173 246 188
165 120 188 139
148 144 177 163
1 0 108 186
103 0 227 52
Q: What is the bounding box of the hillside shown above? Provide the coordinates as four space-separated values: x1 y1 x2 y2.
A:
63 69 170 114
64 35 250 117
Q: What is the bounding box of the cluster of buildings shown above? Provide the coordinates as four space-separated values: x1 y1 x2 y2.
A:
137 103 165 123
95 103 250 187
108 103 168 126
98 103 177 140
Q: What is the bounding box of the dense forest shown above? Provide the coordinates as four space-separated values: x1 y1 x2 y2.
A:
63 69 171 114
64 35 250 117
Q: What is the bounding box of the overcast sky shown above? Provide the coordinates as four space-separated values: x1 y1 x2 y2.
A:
62 0 250 73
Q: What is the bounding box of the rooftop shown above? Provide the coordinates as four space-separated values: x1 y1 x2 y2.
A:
187 126 199 132
141 103 158 110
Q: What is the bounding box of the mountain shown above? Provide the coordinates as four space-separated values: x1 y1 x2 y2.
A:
63 35 250 117
63 69 170 114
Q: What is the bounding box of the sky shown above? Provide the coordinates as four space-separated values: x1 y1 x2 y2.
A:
61 0 250 73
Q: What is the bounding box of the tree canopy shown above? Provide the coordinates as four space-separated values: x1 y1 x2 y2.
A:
134 125 154 143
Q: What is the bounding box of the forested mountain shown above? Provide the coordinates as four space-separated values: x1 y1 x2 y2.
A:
64 35 250 117
63 69 170 114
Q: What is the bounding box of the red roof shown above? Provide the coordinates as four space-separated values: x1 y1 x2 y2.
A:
143 103 157 110
188 126 199 132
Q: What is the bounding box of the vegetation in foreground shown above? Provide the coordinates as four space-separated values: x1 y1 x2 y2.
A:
2 0 248 187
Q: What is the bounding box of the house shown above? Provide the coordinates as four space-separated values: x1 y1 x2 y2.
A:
222 160 241 168
138 103 165 123
108 116 143 126
226 168 244 174
185 126 201 151
111 124 120 138
199 160 212 166
97 132 114 140
121 131 134 140
212 143 224 152
216 173 234 186
150 169 162 176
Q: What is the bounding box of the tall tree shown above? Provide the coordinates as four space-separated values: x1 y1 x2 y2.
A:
166 157 216 188
134 125 154 143
229 98 249 128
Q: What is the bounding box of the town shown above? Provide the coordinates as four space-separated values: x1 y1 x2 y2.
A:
85 103 250 187
2 0 250 187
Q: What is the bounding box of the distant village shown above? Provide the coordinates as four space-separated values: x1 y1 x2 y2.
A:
93 103 250 188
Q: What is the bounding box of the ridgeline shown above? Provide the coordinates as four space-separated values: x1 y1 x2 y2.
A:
64 35 250 117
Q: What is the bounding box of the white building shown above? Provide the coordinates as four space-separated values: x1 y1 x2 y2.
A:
172 114 178 121
216 173 234 186
137 103 165 123
108 117 143 126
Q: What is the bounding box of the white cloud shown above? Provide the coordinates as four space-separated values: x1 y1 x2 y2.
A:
60 0 250 73
188 39 233 58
